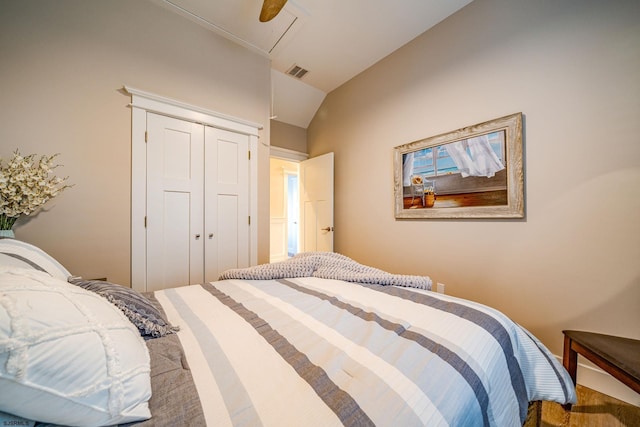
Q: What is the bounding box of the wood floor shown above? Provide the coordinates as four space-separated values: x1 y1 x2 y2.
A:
403 190 507 209
541 385 640 426
434 190 507 208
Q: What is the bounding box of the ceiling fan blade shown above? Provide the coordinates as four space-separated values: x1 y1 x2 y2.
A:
259 0 288 22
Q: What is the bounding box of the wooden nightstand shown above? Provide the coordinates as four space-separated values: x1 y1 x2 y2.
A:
562 330 640 398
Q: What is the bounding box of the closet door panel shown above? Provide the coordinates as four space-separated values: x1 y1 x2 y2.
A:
161 192 191 286
146 113 204 290
204 127 250 282
217 194 240 275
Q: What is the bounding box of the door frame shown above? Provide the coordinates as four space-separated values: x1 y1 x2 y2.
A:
126 86 262 292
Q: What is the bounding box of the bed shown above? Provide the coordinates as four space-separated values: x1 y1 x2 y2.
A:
0 239 576 426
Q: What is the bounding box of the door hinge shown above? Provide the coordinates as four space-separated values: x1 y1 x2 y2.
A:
145 131 148 143
248 150 251 160
248 216 251 225
144 216 147 228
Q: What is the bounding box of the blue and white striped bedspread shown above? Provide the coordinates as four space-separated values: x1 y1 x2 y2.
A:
154 277 576 426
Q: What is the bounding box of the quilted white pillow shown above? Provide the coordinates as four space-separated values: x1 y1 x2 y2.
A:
0 267 151 426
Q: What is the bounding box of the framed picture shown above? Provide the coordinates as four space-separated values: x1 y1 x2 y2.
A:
394 113 524 219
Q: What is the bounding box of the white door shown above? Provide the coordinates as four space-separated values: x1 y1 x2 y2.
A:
300 152 334 252
146 113 204 291
204 126 250 282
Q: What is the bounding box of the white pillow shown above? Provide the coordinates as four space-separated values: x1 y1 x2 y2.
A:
0 267 151 426
0 239 71 280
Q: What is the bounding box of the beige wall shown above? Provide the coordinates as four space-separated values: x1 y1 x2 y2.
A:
0 1 272 284
271 120 307 153
308 0 640 401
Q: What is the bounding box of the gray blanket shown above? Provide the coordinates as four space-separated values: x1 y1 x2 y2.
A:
219 252 432 290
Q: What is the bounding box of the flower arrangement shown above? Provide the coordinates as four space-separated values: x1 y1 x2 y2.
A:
0 150 71 231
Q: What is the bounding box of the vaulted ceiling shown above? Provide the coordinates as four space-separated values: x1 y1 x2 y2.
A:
155 0 473 128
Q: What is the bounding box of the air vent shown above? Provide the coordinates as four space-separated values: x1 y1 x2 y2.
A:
286 64 309 79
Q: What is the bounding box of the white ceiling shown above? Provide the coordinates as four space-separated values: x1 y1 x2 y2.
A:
156 0 473 128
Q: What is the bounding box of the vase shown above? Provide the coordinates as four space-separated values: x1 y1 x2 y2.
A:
0 229 15 238
424 193 436 208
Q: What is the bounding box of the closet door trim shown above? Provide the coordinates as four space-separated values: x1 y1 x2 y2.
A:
126 86 262 136
127 86 261 292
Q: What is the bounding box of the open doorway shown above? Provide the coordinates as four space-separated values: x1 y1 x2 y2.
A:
270 148 333 260
270 157 300 262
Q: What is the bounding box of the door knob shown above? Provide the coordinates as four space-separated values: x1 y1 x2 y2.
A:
195 234 201 239
208 233 214 239
321 226 334 232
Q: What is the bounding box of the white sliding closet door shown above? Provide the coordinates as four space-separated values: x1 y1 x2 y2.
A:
146 113 204 291
204 127 250 282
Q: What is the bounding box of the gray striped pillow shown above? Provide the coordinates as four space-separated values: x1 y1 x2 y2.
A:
68 278 179 338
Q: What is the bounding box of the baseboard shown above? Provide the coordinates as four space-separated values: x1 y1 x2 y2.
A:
554 354 640 407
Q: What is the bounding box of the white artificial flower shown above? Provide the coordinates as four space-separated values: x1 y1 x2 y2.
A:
0 150 71 227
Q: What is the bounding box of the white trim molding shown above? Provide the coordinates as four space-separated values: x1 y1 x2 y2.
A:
270 146 309 161
125 86 263 135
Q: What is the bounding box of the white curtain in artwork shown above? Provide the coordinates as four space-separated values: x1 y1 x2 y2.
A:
444 135 504 178
444 141 475 177
403 152 414 186
467 135 504 177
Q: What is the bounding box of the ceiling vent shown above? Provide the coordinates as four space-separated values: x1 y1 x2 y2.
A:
286 64 309 79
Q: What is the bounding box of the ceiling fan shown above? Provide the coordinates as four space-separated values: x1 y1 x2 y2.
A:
259 0 288 22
